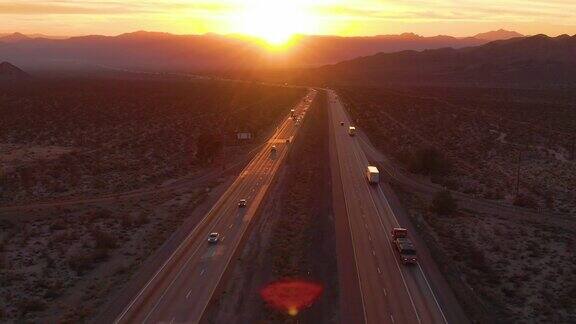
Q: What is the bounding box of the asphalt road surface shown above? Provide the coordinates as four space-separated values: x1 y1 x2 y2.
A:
112 89 317 324
327 89 468 324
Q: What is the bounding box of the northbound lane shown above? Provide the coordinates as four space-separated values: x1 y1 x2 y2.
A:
328 89 466 324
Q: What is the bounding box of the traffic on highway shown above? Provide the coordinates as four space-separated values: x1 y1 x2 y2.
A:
106 87 468 324
328 89 467 324
112 89 317 324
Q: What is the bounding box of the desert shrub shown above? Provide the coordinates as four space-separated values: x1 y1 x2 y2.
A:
0 219 15 230
91 248 110 263
483 189 504 200
513 194 538 209
135 212 150 226
407 148 451 175
431 190 458 215
467 247 490 273
543 192 555 209
50 218 68 230
52 230 78 244
43 280 65 299
121 214 133 229
91 229 117 249
16 297 46 315
195 132 223 164
0 167 7 186
68 252 94 275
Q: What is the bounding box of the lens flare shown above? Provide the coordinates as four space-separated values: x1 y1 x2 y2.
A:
260 278 324 316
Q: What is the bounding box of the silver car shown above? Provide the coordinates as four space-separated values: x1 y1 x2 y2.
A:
207 232 220 244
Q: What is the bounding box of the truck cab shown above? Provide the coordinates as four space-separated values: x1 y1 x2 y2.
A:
348 126 356 136
392 228 417 264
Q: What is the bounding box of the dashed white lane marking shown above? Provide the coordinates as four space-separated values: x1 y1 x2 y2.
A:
377 267 382 274
372 250 376 256
200 269 205 276
170 317 175 324
390 314 395 323
186 290 193 299
228 223 233 229
383 287 388 296
368 234 372 241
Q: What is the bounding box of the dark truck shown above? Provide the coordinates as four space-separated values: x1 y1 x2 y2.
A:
391 228 417 264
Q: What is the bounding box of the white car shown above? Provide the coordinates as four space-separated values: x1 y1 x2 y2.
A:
207 232 220 244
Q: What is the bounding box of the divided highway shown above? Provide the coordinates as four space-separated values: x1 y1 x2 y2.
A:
328 89 466 324
112 89 316 324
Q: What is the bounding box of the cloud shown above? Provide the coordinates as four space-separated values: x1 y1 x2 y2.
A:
0 1 238 15
311 0 576 23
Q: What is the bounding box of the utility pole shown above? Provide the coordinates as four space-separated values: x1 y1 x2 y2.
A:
515 150 522 200
571 135 575 161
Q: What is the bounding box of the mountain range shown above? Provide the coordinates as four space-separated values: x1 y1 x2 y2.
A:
0 30 523 71
311 34 576 86
472 29 524 41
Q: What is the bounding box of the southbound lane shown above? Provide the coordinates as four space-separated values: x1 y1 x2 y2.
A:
113 89 317 324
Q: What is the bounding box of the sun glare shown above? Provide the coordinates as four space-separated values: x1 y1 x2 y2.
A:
238 0 316 47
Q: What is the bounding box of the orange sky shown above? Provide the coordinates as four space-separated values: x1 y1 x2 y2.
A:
1 0 576 41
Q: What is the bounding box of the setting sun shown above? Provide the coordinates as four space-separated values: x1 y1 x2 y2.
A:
237 0 317 46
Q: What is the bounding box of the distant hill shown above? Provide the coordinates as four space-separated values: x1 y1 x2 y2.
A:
0 30 494 71
311 34 576 86
473 29 524 41
285 33 484 66
0 61 30 79
0 32 30 43
0 32 67 40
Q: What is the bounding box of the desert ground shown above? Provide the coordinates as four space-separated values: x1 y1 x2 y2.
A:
395 186 576 323
0 78 304 205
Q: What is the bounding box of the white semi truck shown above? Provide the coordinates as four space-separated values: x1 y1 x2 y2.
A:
366 166 380 184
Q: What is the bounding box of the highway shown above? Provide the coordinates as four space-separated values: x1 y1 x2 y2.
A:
112 89 316 324
327 89 467 324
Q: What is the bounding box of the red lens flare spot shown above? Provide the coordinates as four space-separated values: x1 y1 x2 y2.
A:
260 279 324 316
